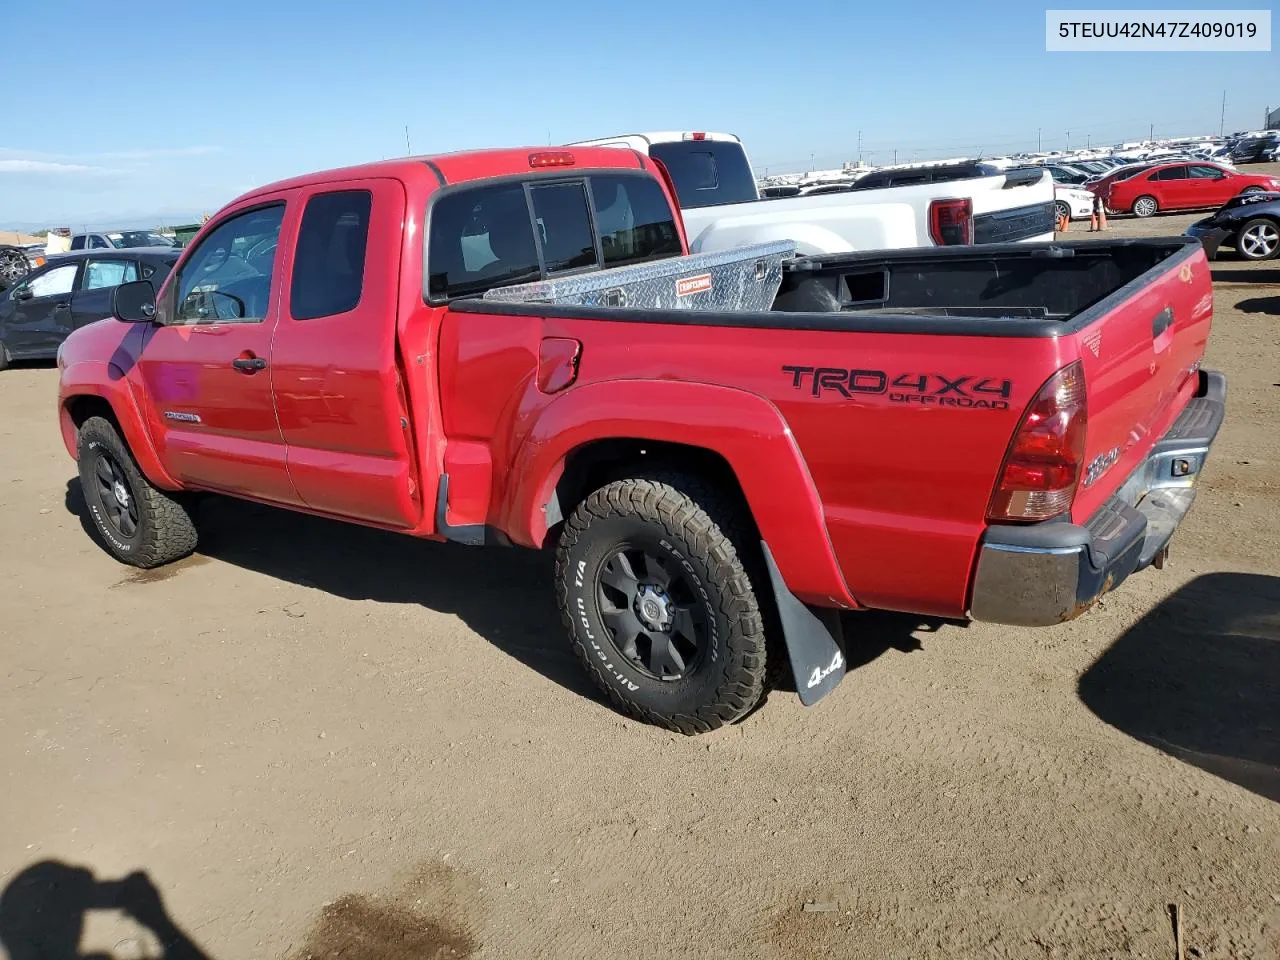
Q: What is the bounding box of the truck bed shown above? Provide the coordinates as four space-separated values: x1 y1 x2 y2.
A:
453 237 1199 338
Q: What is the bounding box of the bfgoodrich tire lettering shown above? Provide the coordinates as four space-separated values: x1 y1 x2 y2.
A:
77 416 197 568
555 472 768 734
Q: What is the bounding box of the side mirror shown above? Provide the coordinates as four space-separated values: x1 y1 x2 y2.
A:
112 279 157 323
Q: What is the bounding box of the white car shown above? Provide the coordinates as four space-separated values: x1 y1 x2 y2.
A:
567 132 1056 255
1055 184 1096 221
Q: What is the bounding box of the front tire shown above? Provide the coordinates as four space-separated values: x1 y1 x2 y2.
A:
1132 195 1158 218
555 473 768 734
1236 217 1280 261
77 416 198 568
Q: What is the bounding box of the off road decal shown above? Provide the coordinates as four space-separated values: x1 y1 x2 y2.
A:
676 273 713 298
782 365 1013 410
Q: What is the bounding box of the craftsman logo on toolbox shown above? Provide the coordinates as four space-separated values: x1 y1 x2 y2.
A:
676 273 713 297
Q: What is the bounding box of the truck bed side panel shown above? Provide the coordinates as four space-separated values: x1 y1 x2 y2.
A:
438 312 1068 617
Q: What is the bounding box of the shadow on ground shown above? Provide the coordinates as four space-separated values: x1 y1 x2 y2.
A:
1210 266 1280 284
0 861 211 960
1079 572 1280 802
65 479 603 707
65 481 935 711
1236 295 1279 316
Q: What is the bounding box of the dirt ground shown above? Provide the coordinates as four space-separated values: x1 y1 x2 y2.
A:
2 189 1278 960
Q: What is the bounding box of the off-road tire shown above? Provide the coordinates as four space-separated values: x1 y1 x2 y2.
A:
555 472 768 734
77 416 197 568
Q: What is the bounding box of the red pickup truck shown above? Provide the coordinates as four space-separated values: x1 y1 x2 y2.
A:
56 145 1225 734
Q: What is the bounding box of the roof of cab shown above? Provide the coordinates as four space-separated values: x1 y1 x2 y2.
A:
235 146 648 204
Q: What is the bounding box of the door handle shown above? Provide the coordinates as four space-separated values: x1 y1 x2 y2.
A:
232 355 267 372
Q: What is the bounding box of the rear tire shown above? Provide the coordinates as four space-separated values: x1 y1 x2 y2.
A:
1132 195 1158 218
1055 200 1071 222
555 472 768 734
77 416 198 568
1235 217 1280 261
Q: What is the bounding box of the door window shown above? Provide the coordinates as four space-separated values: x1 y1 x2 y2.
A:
83 259 139 290
88 235 112 249
1188 165 1225 179
290 190 372 320
25 264 78 299
174 204 285 324
1151 166 1188 181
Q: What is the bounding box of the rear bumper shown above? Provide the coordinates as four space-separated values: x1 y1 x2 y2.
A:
1185 220 1233 260
968 369 1226 627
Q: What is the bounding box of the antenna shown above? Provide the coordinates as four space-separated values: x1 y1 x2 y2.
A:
405 125 412 155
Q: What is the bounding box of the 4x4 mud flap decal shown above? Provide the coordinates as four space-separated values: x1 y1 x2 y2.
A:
760 541 846 707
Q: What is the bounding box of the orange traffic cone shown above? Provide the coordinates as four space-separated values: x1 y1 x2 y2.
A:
1096 203 1107 231
1057 212 1069 233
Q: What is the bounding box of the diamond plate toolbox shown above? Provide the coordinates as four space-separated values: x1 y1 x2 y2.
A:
481 240 797 311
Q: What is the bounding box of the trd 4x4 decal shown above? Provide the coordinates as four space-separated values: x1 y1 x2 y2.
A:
782 365 1013 410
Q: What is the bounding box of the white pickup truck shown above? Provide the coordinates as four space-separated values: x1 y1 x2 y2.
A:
567 131 1056 255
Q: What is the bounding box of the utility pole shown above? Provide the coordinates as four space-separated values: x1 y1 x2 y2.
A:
1066 130 1071 151
857 129 862 162
1087 133 1091 149
1037 128 1042 151
809 152 815 172
893 149 898 164
1149 122 1154 142
405 125 411 155
1219 90 1226 136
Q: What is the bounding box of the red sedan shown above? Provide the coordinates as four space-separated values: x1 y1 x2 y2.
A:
1105 161 1280 218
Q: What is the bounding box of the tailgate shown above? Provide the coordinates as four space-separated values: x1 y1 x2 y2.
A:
970 167 1056 243
1069 240 1214 522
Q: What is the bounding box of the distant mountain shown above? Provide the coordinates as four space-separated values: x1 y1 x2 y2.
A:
0 211 207 233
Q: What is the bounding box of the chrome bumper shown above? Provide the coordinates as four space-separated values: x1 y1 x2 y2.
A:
968 369 1227 626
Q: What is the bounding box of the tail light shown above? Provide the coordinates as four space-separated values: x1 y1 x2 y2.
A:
529 151 576 168
987 360 1088 522
928 198 973 245
683 131 707 141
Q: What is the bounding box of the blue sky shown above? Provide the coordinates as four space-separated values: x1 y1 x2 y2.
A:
3 0 1276 228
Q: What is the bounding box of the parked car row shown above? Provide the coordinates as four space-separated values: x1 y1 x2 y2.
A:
1090 161 1280 219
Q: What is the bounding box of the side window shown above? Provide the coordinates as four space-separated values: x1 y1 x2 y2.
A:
427 184 539 298
70 236 85 251
89 235 111 249
1153 166 1188 181
529 182 597 274
590 175 683 268
83 259 138 290
1188 165 1223 179
25 264 78 299
174 204 284 324
290 190 372 320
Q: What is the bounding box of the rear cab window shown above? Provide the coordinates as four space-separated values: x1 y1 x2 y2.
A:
426 172 682 300
646 140 758 209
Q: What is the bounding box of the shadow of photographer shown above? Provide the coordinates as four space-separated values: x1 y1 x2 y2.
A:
0 860 211 960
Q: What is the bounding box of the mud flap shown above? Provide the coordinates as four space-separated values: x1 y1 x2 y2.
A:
760 541 846 707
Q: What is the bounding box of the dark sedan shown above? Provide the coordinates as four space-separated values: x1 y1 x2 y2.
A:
1186 191 1280 261
0 248 179 370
